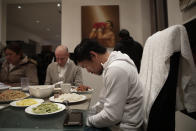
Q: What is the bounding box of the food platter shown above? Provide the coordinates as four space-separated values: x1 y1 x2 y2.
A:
25 103 66 115
0 91 30 103
49 93 87 103
70 86 94 94
10 98 44 107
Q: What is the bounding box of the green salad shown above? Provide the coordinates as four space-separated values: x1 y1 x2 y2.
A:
32 102 60 114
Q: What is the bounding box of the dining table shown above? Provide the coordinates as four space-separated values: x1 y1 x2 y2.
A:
0 88 111 131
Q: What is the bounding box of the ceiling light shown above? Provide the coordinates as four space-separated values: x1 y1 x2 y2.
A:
35 20 40 24
17 5 22 9
57 3 61 7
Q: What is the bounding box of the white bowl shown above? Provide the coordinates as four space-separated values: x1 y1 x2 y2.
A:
29 85 54 98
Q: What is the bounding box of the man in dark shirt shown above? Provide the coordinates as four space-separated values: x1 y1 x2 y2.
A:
114 29 143 72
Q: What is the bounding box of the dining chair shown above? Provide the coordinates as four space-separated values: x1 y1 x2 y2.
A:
139 25 196 131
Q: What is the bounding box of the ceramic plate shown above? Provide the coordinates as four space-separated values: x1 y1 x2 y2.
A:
0 93 30 103
25 103 66 115
9 87 22 90
49 93 87 103
10 98 44 107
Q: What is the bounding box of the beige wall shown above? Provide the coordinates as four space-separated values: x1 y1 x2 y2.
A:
61 0 151 105
167 0 196 131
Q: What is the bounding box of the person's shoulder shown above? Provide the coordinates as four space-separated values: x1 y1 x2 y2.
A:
68 59 79 67
47 62 57 67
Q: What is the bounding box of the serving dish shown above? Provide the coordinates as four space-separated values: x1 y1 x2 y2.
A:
49 93 87 103
70 86 94 94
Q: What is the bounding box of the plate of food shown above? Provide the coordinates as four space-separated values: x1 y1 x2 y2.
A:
10 98 44 107
25 102 66 115
70 85 94 94
49 93 87 103
0 90 30 103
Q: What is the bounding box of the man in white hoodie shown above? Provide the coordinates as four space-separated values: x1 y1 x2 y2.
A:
74 39 143 131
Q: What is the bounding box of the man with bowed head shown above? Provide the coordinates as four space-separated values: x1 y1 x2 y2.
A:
45 45 83 86
73 39 143 131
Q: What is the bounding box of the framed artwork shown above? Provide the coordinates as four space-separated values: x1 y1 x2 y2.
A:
81 5 120 48
180 0 196 10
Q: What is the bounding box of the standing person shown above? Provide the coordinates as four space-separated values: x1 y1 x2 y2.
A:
36 47 55 85
0 42 38 86
73 39 143 131
89 20 116 48
45 45 83 86
114 29 143 72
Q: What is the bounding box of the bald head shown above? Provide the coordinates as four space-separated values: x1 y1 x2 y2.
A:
55 45 69 67
55 45 68 54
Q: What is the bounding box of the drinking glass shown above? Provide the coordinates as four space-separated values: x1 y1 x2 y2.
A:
21 77 29 91
61 83 71 93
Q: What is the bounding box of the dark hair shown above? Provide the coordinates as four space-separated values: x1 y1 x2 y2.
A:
119 29 133 40
74 39 106 64
4 41 23 55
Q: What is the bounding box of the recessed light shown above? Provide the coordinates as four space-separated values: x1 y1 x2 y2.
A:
17 5 22 9
57 3 61 7
35 20 40 24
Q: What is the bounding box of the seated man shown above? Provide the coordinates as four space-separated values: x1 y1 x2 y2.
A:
73 39 143 131
45 45 83 86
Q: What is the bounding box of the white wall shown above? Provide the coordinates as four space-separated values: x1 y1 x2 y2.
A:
167 0 196 131
167 0 196 26
61 0 151 105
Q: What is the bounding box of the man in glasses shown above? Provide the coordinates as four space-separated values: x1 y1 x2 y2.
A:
45 45 83 86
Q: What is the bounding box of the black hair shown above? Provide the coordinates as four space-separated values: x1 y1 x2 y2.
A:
4 41 23 55
119 29 133 40
73 39 106 64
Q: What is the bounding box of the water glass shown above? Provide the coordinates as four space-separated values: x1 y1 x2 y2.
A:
21 77 29 91
61 83 71 93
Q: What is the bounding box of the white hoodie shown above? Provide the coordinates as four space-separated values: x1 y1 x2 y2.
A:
88 51 143 131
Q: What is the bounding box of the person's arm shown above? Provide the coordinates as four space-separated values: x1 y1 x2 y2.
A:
89 28 97 39
73 66 83 86
88 67 128 127
97 29 115 46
